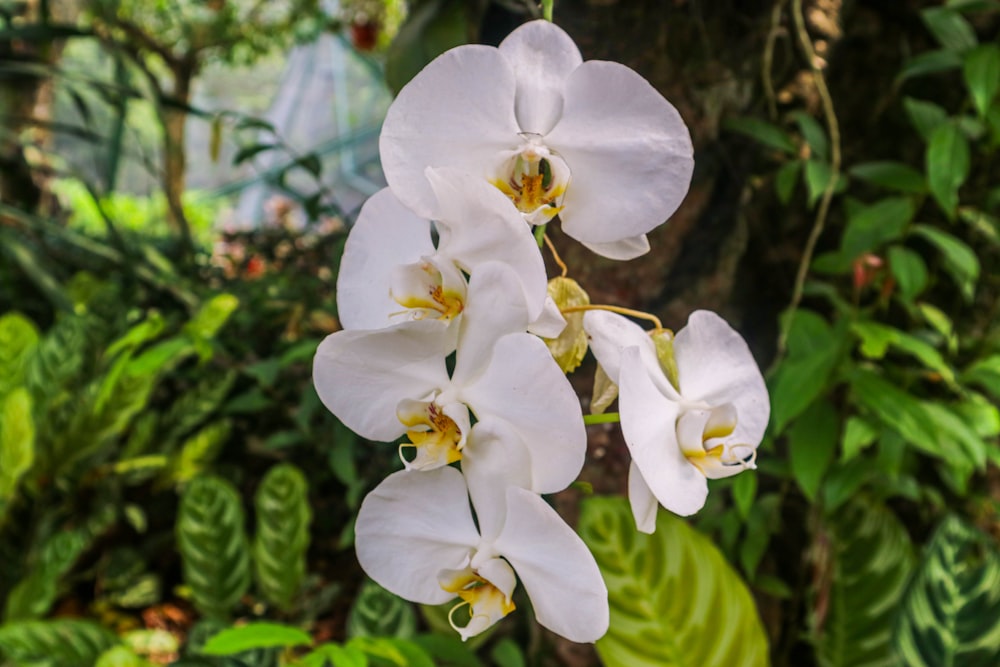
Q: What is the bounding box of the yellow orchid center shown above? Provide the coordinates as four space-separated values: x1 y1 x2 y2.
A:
491 136 570 224
677 405 757 478
391 261 464 322
398 402 463 470
439 567 516 641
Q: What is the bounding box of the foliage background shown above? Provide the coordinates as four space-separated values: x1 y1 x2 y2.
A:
1 0 998 666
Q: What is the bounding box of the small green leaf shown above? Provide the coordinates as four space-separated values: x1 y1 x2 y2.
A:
804 159 836 208
788 402 838 501
96 645 147 667
964 44 1000 117
840 416 878 462
411 634 482 667
840 197 916 259
724 117 797 154
775 160 801 204
851 321 955 384
301 643 369 667
185 294 240 342
903 97 949 141
233 143 275 165
578 496 770 667
911 224 980 301
894 517 1000 667
898 49 963 80
490 638 526 667
0 387 35 504
963 354 1000 400
0 312 39 398
848 161 926 194
201 623 312 655
792 111 829 160
731 471 757 519
926 123 971 219
887 246 929 300
921 7 978 53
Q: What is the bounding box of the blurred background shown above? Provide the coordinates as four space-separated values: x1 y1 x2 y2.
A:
0 1 998 666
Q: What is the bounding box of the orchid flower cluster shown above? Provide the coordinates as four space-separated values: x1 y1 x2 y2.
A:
312 19 769 644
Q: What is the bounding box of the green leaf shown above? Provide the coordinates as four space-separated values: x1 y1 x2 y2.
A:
840 197 916 259
921 7 978 53
301 643 369 667
166 420 233 485
4 529 89 620
964 44 1000 117
903 98 949 141
805 160 837 208
724 117 797 154
578 496 769 667
0 387 35 505
0 312 39 398
963 354 1000 400
348 636 435 667
887 246 928 300
253 463 311 612
792 111 829 160
851 321 955 384
926 123 971 219
348 580 416 640
840 417 878 462
894 517 1000 667
815 501 915 667
910 224 980 301
898 49 963 81
0 619 117 667
775 160 801 204
731 471 757 519
848 162 926 194
201 623 312 655
770 311 845 434
185 294 240 342
233 143 276 165
96 645 148 667
177 475 252 620
490 639 525 667
385 0 470 95
411 634 482 667
788 401 838 501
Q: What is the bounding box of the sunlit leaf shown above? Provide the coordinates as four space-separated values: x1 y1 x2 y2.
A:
926 123 970 219
201 622 312 655
963 44 1000 117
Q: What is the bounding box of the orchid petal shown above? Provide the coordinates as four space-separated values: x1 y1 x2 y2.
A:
619 346 708 516
583 310 659 386
461 333 586 493
380 47 520 219
427 168 548 320
497 20 582 136
337 188 435 330
495 487 609 643
673 311 769 445
627 461 658 534
313 321 451 441
546 60 694 245
355 468 479 604
579 234 651 261
462 418 533 542
526 295 567 339
451 262 532 387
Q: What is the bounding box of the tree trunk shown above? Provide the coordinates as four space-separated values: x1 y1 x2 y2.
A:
161 60 196 256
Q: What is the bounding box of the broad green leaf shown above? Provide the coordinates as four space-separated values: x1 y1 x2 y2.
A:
0 387 35 504
920 402 987 469
769 311 845 434
348 636 435 667
963 44 1000 117
963 354 1000 399
96 645 148 667
840 416 878 462
916 303 957 351
185 294 239 342
840 197 916 259
176 475 251 619
301 643 369 667
903 98 948 141
805 160 838 208
166 420 233 485
0 619 117 667
886 246 928 300
4 529 88 620
731 471 757 519
411 634 482 667
348 580 416 640
201 622 312 654
816 501 914 667
788 401 838 501
822 458 872 512
894 517 1000 667
385 0 470 95
104 312 166 361
578 496 769 667
921 7 978 53
724 117 797 154
926 123 971 219
848 162 926 194
489 639 526 667
254 463 311 612
851 321 955 384
898 49 962 81
0 312 39 398
792 111 829 160
910 224 980 301
775 160 801 203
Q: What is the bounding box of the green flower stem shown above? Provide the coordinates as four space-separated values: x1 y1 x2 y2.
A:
584 412 621 425
534 223 547 248
542 0 554 22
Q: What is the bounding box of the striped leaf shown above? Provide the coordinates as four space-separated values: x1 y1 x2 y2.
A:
578 496 769 667
177 476 251 619
252 463 311 611
816 501 915 667
0 619 117 667
893 516 1000 667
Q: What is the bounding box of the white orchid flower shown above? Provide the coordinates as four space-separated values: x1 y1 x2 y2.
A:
337 167 560 338
355 466 608 642
379 20 694 260
314 261 586 494
583 310 769 532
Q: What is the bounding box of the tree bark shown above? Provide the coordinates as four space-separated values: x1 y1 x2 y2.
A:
160 59 197 256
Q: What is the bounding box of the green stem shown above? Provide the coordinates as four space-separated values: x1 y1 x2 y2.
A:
541 0 554 21
534 223 547 248
584 412 620 425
